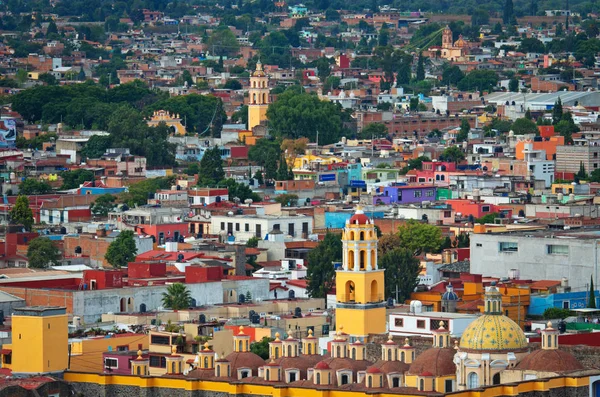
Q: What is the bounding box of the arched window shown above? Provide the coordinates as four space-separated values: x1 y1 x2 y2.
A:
492 373 501 385
420 379 424 390
468 372 479 389
136 366 140 375
439 336 443 347
274 346 279 358
387 349 392 361
217 365 221 377
266 369 270 379
238 341 243 351
204 357 209 368
348 250 355 270
547 335 552 348
360 250 366 270
336 345 341 357
401 351 405 361
287 345 292 356
368 376 373 388
360 231 365 240
341 374 349 385
351 348 356 360
308 344 312 354
316 373 321 384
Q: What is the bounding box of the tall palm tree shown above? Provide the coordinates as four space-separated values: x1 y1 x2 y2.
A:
162 283 192 310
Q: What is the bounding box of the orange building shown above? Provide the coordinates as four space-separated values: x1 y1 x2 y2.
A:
515 135 564 161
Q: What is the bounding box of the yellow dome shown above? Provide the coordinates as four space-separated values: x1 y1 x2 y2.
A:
459 314 527 351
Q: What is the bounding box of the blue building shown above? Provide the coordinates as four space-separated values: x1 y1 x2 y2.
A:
528 290 600 316
324 210 385 229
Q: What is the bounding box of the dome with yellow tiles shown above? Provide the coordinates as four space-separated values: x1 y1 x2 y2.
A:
459 284 527 352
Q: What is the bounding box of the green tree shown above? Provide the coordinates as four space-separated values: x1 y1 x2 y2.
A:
19 178 52 195
377 233 402 256
416 52 425 82
38 73 58 85
60 169 94 190
16 69 28 85
553 98 563 124
162 282 192 310
441 65 464 86
274 193 299 206
358 123 388 140
378 26 389 46
457 119 470 142
119 177 174 207
104 230 137 268
27 237 60 269
221 179 261 202
90 194 117 217
397 220 443 255
439 146 465 163
509 77 519 92
246 236 260 248
511 118 538 135
223 79 242 90
543 307 573 319
199 147 225 186
10 195 34 231
503 0 514 24
306 233 342 308
457 69 499 92
276 155 290 181
589 275 597 309
46 20 59 37
206 26 240 57
250 337 272 359
577 161 588 180
81 135 111 160
476 212 499 224
266 87 348 145
379 248 421 302
590 168 600 183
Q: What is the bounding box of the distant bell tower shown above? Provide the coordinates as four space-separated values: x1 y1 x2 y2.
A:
442 26 453 49
248 60 269 131
335 206 386 337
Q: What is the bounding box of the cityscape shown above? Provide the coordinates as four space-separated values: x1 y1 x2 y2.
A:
0 0 598 395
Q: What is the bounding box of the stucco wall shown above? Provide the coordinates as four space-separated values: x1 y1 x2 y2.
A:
72 278 270 323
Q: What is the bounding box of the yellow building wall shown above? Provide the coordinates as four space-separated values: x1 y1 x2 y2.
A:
336 270 385 304
69 334 149 373
12 313 68 374
336 306 386 336
248 105 268 131
63 371 592 397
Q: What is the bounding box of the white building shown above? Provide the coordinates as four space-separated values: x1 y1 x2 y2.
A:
210 213 313 241
523 144 555 187
389 311 479 337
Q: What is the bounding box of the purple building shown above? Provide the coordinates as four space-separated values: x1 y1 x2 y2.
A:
102 350 146 375
373 185 437 205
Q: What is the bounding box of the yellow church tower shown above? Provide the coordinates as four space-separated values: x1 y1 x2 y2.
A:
335 206 386 337
248 60 269 131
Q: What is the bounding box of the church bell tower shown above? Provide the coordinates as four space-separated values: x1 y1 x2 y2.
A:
335 206 386 337
248 60 269 131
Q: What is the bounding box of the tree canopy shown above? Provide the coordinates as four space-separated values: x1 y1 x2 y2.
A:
397 220 443 255
379 248 421 302
266 87 349 145
104 230 138 268
162 282 192 310
306 233 342 306
27 237 61 269
10 195 34 231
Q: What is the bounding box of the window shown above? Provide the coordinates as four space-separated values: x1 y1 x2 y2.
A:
151 335 170 345
245 223 249 232
476 243 482 247
468 372 479 389
235 223 240 232
413 191 422 198
444 211 452 218
395 318 404 327
149 355 166 368
220 222 225 231
426 190 434 197
499 242 518 252
417 320 426 329
117 345 128 352
481 205 490 213
104 358 118 369
547 244 568 255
